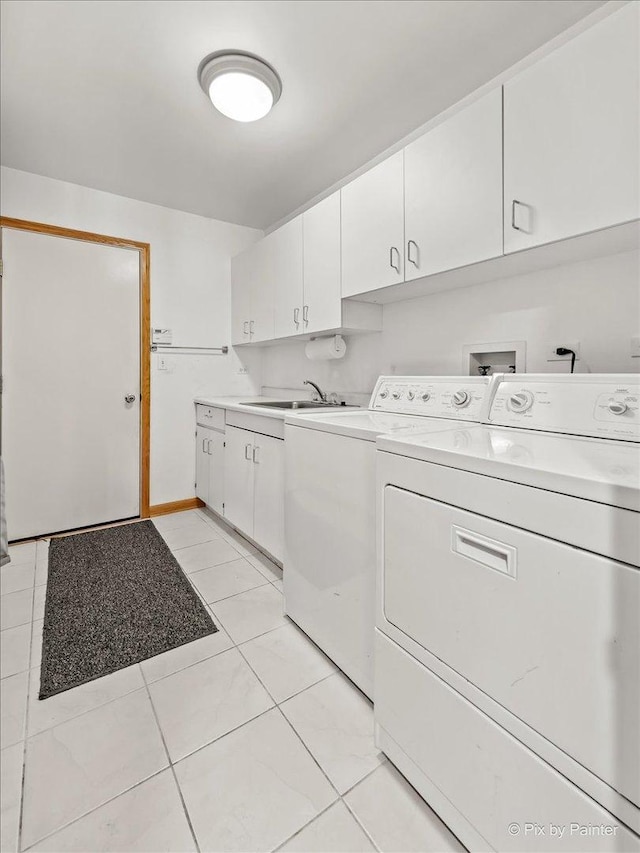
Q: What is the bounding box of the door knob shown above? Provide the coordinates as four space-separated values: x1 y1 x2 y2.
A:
124 394 136 404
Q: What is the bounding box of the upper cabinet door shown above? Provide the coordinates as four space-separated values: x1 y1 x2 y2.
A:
404 89 503 280
272 216 304 339
504 3 640 254
303 191 342 334
341 152 404 297
230 244 255 345
248 239 274 343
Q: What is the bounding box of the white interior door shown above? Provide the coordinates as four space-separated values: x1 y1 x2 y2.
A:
1 228 141 540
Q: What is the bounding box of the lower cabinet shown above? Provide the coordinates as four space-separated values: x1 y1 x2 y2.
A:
224 425 284 562
195 425 224 516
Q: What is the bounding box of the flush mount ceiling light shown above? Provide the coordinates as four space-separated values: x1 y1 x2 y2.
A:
197 50 282 122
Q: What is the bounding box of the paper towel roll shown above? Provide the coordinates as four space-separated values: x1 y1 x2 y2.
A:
305 335 347 361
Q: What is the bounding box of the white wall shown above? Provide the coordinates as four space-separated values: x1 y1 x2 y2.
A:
0 166 262 505
262 249 640 396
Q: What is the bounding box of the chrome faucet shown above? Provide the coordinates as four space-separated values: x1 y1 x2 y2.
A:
303 380 327 403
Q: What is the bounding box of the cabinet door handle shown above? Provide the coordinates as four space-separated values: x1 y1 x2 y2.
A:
389 246 400 274
244 443 252 460
252 445 260 464
511 199 526 232
202 439 207 453
303 305 309 325
407 240 419 268
207 439 213 455
249 320 255 337
293 307 300 327
243 321 249 336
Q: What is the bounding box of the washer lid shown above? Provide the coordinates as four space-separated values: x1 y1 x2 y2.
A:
378 426 640 511
284 410 482 442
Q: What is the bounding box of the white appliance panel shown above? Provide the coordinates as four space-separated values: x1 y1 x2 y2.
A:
488 375 640 441
383 485 639 805
375 632 640 853
285 427 377 694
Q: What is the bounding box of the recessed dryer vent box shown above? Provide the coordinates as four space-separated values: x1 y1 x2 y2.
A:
462 341 526 376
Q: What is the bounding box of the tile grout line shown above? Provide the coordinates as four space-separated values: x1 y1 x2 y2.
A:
232 642 348 851
271 799 341 852
19 765 173 851
140 669 202 853
341 794 384 853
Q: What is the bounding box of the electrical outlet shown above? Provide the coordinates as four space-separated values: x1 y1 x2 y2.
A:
547 341 580 362
157 356 168 371
631 336 640 358
237 366 248 375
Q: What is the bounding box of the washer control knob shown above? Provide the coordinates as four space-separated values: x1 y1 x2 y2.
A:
421 392 431 402
379 390 388 399
452 390 470 408
608 400 628 416
407 390 415 401
508 391 534 413
392 391 402 400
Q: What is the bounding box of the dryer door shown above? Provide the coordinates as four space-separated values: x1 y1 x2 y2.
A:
382 485 640 807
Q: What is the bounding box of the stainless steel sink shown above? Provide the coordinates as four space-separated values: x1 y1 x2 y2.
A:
240 400 340 410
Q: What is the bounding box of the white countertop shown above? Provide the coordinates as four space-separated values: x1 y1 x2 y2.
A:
195 396 355 420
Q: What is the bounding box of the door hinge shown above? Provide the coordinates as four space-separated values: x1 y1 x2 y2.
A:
0 259 4 277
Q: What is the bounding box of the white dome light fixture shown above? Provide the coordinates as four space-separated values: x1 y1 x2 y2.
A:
198 51 282 122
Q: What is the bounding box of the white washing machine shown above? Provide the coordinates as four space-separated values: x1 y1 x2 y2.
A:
283 375 492 699
375 374 640 851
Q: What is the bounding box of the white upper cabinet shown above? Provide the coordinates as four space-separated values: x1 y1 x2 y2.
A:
404 89 503 279
230 244 255 345
504 2 640 253
231 239 274 344
249 239 274 343
341 152 405 297
302 191 342 334
272 216 304 339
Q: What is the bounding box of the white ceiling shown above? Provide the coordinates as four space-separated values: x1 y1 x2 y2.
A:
1 0 605 229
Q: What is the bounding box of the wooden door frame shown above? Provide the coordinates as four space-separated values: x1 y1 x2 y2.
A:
0 216 151 519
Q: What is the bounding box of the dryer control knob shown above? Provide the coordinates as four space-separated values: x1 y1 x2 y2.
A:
508 391 534 413
452 390 470 408
379 390 388 399
392 391 402 400
421 392 431 402
608 401 628 415
407 390 415 401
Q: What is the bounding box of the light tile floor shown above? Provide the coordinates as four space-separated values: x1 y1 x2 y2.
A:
0 509 465 853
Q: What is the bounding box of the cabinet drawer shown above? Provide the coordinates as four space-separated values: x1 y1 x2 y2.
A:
196 405 225 431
